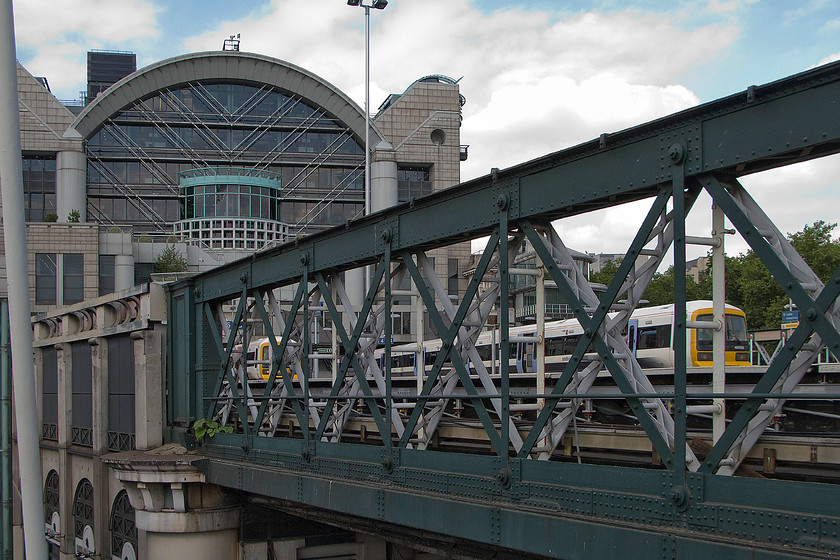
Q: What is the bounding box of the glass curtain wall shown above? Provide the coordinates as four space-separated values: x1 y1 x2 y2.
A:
86 82 365 235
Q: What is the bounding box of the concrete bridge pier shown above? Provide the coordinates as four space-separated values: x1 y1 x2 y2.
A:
103 450 239 560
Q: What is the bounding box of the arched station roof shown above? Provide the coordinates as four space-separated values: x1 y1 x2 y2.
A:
70 51 383 146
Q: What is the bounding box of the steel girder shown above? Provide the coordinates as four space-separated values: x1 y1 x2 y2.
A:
166 60 840 558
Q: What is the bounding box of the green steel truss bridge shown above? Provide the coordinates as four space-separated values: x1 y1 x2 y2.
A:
167 61 840 559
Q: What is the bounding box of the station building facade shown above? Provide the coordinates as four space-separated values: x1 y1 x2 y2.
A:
10 50 468 315
8 49 469 559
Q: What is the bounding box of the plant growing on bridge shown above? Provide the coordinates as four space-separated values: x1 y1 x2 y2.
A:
192 418 233 443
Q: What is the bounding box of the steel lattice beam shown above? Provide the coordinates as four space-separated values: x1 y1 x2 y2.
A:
166 61 840 559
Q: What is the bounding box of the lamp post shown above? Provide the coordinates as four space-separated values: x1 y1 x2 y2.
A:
347 0 387 221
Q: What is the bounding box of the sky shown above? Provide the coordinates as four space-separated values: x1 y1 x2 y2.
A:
12 0 840 261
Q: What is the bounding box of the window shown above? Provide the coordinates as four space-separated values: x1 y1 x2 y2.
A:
637 325 671 350
108 336 136 451
36 253 57 305
397 166 432 203
73 479 94 555
44 470 60 559
110 491 138 560
134 262 155 285
22 156 56 222
99 255 115 296
695 313 749 351
447 258 459 299
41 347 58 441
71 341 92 447
63 254 84 304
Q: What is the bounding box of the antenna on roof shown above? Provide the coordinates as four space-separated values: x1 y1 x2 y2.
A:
223 34 241 51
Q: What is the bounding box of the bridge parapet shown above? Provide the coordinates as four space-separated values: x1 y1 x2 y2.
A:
166 61 840 559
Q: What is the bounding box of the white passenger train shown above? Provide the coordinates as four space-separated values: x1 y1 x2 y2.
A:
236 301 750 380
379 301 750 376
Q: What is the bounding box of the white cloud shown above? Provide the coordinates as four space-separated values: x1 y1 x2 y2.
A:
818 51 840 66
15 0 160 44
14 0 161 97
20 0 837 264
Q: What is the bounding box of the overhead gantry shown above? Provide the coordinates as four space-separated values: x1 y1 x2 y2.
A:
166 61 840 559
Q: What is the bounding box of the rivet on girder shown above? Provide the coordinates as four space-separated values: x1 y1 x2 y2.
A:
300 254 309 266
496 468 512 489
668 143 685 164
495 194 509 210
381 229 391 243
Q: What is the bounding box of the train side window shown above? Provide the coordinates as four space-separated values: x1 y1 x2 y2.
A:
477 345 492 362
546 338 563 356
637 325 671 349
425 351 438 366
563 335 582 355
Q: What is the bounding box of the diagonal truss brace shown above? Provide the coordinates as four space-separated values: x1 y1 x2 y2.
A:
520 187 702 470
700 174 840 474
398 234 526 452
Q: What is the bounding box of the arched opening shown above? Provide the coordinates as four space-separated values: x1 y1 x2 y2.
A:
72 479 94 557
109 490 137 560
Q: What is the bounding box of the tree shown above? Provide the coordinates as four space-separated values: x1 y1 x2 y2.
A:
154 245 188 273
589 258 620 287
721 221 840 330
67 209 80 223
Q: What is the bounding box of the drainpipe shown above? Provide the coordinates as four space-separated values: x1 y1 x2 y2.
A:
0 2 48 558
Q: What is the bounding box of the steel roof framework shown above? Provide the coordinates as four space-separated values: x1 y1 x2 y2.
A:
166 61 840 559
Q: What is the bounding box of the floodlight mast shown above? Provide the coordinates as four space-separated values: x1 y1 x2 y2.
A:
348 0 387 294
347 0 387 222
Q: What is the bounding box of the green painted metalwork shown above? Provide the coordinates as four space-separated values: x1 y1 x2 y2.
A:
166 60 840 558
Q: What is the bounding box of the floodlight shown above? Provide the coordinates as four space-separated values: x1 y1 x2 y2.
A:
372 0 388 8
347 0 361 5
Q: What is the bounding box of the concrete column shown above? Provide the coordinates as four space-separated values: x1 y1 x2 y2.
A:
371 140 397 212
56 151 86 223
90 338 108 454
115 254 135 292
133 328 163 450
104 454 241 560
55 344 75 557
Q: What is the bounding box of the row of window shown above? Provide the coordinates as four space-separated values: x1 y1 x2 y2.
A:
88 160 364 192
135 83 328 120
83 80 366 233
90 196 181 223
41 336 136 450
44 473 137 559
35 254 83 305
90 126 363 156
183 184 281 220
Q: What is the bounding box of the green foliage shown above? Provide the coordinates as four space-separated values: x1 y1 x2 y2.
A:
44 213 58 222
154 245 188 273
642 266 711 307
724 221 840 330
192 418 233 443
588 221 838 331
67 209 80 223
589 258 621 287
593 258 710 307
